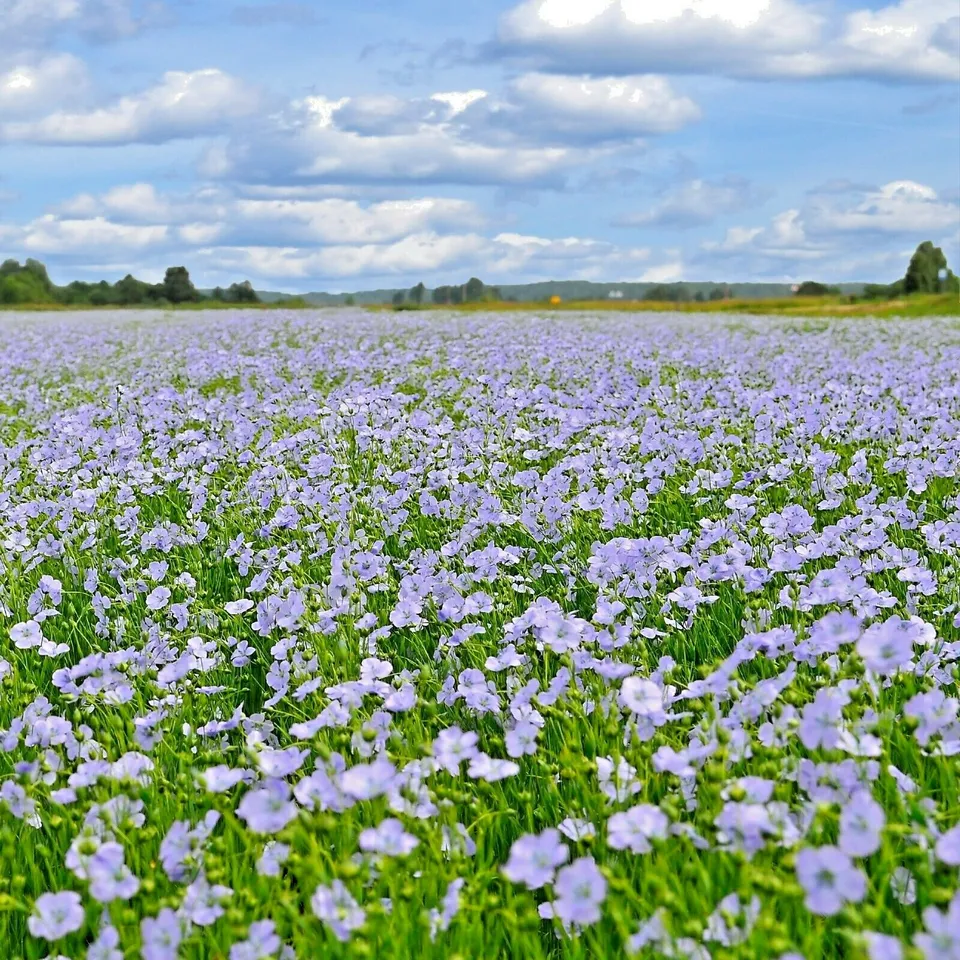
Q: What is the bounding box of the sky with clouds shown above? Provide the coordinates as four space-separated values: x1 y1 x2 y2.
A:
0 0 957 292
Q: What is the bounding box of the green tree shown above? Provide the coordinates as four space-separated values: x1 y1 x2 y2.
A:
432 286 451 305
409 282 426 305
464 277 485 302
344 295 356 306
226 281 259 303
903 241 956 294
162 266 198 304
391 291 406 307
795 281 838 296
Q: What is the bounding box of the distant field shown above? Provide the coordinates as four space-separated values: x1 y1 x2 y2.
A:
386 293 960 318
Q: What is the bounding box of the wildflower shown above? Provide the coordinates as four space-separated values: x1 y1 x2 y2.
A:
607 804 669 854
237 780 299 835
28 891 84 941
794 846 867 916
358 818 419 857
311 880 365 942
502 829 569 889
540 856 607 927
839 790 885 857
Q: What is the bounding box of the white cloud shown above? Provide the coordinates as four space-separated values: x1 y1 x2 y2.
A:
0 53 89 119
0 0 164 45
206 73 698 190
15 214 168 254
1 69 261 145
496 0 959 81
51 183 486 246
486 73 700 142
616 176 772 228
3 179 675 286
207 94 581 188
697 178 960 276
805 180 960 234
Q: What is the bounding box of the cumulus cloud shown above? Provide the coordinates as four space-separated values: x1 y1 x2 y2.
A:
495 0 959 82
0 53 90 119
1 69 262 145
615 176 773 228
55 183 486 246
204 72 698 189
203 92 581 189
3 180 675 287
0 0 165 45
698 179 960 276
481 73 700 143
804 180 960 235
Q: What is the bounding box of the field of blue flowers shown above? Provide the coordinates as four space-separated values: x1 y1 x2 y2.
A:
0 309 958 959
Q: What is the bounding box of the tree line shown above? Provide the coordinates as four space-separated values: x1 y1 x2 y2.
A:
794 242 958 300
0 260 260 307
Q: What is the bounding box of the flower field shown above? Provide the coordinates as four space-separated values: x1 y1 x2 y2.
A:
0 309 958 960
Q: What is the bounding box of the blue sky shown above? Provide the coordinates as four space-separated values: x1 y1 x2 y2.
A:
0 0 957 292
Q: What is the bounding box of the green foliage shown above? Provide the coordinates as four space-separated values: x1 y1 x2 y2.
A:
409 282 426 305
903 241 957 294
795 281 842 297
644 283 692 302
162 266 199 304
0 258 261 308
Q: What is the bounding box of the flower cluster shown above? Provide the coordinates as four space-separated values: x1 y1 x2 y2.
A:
0 309 957 958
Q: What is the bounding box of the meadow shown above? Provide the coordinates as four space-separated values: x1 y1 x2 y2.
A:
0 309 958 960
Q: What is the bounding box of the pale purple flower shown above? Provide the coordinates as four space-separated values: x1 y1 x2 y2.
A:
237 780 299 834
839 790 885 857
225 599 255 615
858 618 915 675
181 873 233 926
863 933 903 960
935 824 960 866
28 890 84 940
704 893 761 946
256 841 291 878
795 846 867 916
229 919 282 960
311 880 365 942
145 586 171 611
87 843 140 902
358 818 419 857
428 878 464 941
607 804 669 854
502 829 569 889
541 856 607 927
432 726 479 774
141 908 188 960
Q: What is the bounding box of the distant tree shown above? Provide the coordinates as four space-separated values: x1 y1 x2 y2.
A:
694 291 705 302
432 286 451 305
115 274 153 305
708 287 726 301
391 291 406 307
409 282 426 305
212 286 226 301
449 285 463 305
162 266 198 304
903 241 957 294
464 277 485 302
344 294 356 306
794 280 841 297
226 281 259 303
0 259 21 277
